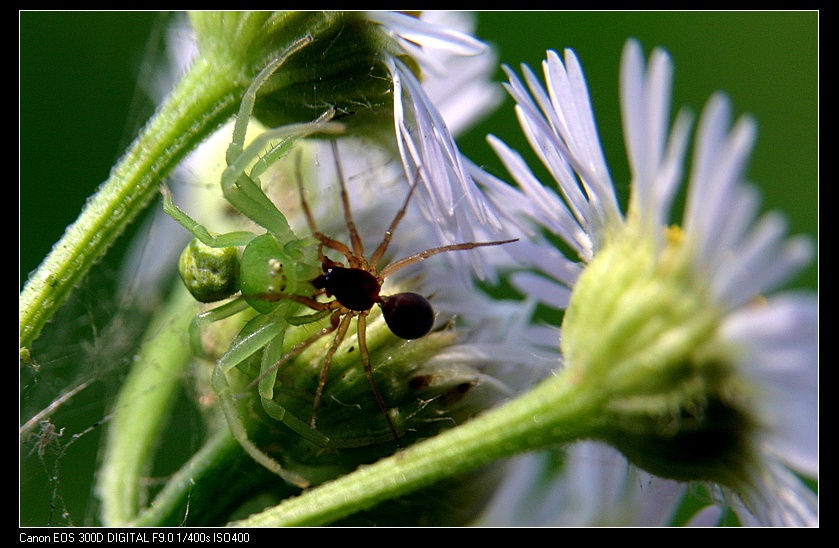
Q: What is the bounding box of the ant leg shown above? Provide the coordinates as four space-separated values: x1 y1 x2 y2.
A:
379 238 518 279
331 140 365 263
369 172 420 267
294 151 356 263
311 311 353 428
356 312 401 445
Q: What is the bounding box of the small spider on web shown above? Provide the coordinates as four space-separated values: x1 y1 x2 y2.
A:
27 419 66 459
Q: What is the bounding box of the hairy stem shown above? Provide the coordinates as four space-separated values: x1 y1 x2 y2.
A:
96 285 197 525
233 371 604 526
20 56 241 352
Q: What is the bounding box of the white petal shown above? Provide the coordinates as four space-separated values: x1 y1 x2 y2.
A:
368 10 487 57
511 271 573 310
720 292 818 476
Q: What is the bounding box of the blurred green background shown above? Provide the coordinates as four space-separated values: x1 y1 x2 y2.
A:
20 11 817 526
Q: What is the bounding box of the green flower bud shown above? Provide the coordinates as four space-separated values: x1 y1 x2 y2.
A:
189 11 400 132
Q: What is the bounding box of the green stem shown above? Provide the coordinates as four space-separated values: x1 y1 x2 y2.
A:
132 427 298 527
233 372 605 526
19 54 242 353
132 430 241 527
96 285 197 526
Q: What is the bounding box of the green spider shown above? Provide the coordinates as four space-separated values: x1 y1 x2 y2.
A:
162 48 344 488
163 47 515 489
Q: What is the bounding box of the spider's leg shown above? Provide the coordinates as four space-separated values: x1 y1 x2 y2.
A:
356 312 401 445
220 34 336 242
246 314 341 392
311 310 353 429
212 364 310 488
226 35 313 164
379 238 518 279
189 298 252 358
161 186 255 248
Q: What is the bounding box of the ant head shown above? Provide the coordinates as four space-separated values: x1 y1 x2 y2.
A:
379 292 434 340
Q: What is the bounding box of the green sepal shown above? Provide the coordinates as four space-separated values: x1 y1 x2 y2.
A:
190 11 397 132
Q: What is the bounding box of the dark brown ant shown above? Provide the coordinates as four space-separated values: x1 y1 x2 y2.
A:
253 140 516 444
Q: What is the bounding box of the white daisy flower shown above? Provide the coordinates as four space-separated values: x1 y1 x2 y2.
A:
473 39 817 526
476 442 687 526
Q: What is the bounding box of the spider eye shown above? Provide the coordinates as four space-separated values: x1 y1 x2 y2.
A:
380 292 434 340
240 233 289 314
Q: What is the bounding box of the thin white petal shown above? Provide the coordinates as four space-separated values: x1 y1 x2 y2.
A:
486 134 588 256
511 271 573 310
367 10 487 57
720 292 818 476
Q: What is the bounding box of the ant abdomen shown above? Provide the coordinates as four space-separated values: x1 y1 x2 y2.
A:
314 265 381 312
380 292 434 340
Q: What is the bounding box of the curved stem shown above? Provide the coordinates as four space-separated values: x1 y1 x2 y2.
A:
96 285 197 526
132 427 298 527
233 371 605 526
20 55 241 352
